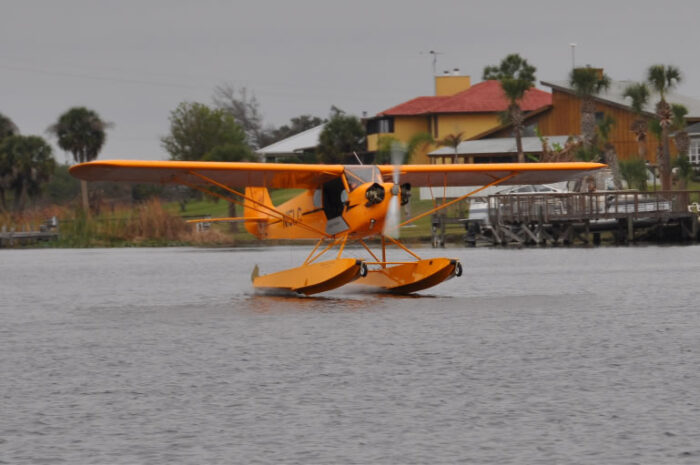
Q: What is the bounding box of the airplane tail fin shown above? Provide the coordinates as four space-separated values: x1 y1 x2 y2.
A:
244 187 273 237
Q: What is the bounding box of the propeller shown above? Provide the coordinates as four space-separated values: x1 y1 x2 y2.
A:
383 142 404 238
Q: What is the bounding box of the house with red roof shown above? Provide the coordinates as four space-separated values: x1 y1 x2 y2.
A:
365 74 552 164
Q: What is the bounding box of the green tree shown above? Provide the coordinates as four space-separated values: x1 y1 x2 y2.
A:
619 159 648 191
622 82 651 161
483 54 536 163
0 135 56 211
44 164 81 204
262 114 326 149
0 112 19 141
48 107 111 211
317 108 365 164
0 113 20 208
647 64 682 190
569 66 611 150
437 132 464 164
161 102 251 161
672 154 693 189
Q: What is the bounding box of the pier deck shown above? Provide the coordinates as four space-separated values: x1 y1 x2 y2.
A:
432 190 700 246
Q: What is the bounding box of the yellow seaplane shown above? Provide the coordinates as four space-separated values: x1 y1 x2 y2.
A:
70 159 604 295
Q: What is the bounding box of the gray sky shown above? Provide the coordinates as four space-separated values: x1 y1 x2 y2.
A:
2 0 699 161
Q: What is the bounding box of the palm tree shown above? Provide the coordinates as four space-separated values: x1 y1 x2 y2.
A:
673 152 693 189
647 64 682 190
437 132 464 164
48 107 111 211
648 119 663 188
569 66 611 150
483 54 536 163
671 104 689 158
622 82 651 161
596 114 623 189
671 104 690 189
0 135 55 211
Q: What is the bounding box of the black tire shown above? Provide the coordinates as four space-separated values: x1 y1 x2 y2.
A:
359 262 368 277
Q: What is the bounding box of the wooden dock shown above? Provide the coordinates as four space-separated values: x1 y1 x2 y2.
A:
432 190 700 247
1 220 59 247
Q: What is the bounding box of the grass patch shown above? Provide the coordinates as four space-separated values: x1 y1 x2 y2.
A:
4 200 235 248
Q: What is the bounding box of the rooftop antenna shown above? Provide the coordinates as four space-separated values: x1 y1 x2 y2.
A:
569 43 577 70
421 50 443 76
429 50 442 76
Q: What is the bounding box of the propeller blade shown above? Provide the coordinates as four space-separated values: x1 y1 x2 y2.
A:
383 142 405 238
383 195 400 238
390 142 403 184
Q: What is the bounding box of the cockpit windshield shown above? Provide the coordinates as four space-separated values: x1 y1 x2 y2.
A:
344 165 382 191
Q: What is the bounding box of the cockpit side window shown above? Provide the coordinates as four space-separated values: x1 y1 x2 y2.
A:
321 177 346 220
344 166 381 191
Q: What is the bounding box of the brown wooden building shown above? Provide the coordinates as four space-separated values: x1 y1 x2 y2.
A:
474 79 700 163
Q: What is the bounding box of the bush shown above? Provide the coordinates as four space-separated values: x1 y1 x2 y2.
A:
619 159 648 190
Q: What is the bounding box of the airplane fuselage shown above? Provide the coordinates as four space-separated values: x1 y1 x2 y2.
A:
245 165 401 240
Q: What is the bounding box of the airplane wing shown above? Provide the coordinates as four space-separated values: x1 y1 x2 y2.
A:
71 160 605 190
379 162 607 186
69 160 345 189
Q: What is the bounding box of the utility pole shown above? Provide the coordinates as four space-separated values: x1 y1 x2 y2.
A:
569 43 576 70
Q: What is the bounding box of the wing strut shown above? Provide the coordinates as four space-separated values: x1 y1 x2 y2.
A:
182 170 331 238
399 171 519 227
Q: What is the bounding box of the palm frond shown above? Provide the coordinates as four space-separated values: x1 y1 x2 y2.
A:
671 103 688 130
622 83 650 114
569 66 610 97
646 64 682 100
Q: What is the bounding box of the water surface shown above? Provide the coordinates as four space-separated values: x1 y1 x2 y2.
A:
2 246 700 464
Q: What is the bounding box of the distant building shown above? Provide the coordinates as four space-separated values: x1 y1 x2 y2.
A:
428 136 571 164
365 73 551 164
256 124 325 162
528 79 700 162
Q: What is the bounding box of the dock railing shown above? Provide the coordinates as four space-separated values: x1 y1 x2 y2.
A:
488 190 700 224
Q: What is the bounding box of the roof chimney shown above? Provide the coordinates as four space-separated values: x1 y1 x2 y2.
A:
435 73 471 96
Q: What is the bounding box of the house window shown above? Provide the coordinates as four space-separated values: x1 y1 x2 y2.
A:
691 140 700 164
523 122 538 137
595 112 605 122
378 118 392 133
366 117 394 135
